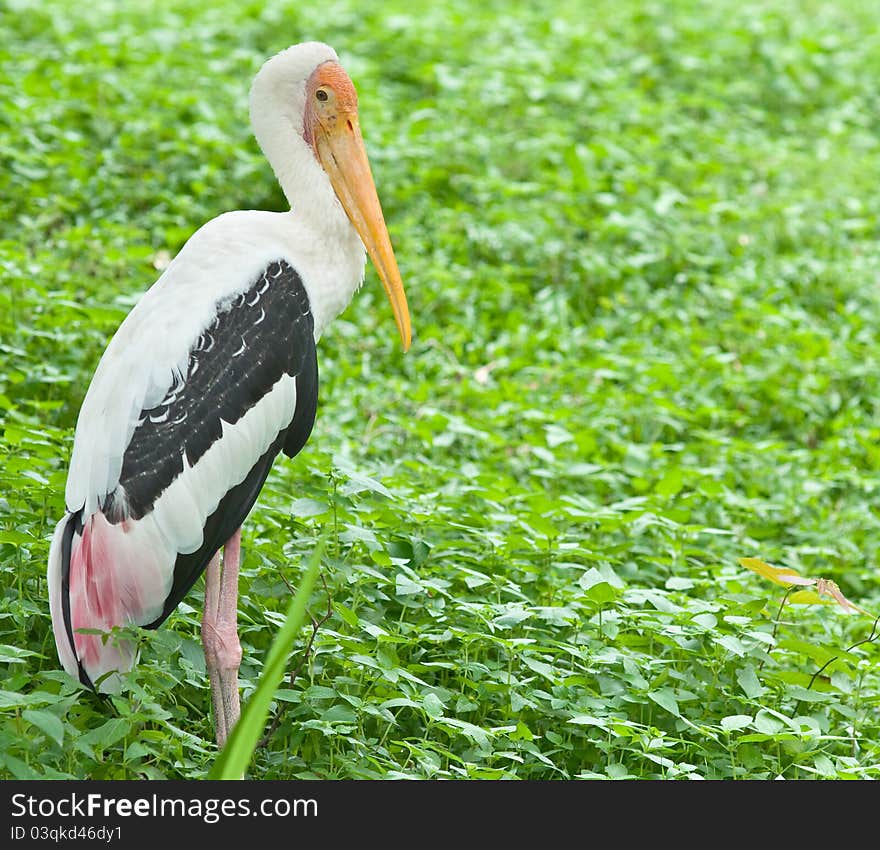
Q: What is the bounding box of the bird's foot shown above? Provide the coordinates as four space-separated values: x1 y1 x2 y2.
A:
202 617 242 747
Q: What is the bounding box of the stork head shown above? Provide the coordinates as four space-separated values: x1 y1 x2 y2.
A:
250 43 411 352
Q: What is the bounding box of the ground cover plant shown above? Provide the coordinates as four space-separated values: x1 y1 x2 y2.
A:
1 0 879 779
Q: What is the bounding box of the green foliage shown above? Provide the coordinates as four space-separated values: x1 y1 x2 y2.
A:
1 0 879 779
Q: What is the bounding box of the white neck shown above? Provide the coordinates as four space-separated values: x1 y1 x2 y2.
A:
248 43 366 336
249 47 355 239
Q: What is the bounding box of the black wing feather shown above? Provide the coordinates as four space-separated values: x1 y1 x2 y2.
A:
105 259 319 628
148 328 319 627
112 260 316 521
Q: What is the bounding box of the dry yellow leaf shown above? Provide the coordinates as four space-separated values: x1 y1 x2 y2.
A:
738 557 815 588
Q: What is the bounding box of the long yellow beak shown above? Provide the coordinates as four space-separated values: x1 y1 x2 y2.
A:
313 116 411 352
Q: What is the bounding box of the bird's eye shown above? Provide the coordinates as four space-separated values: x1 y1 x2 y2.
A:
316 89 329 102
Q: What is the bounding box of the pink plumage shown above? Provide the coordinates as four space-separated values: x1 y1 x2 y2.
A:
48 511 174 691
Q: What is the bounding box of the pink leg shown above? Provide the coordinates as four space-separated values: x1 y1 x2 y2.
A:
201 529 242 747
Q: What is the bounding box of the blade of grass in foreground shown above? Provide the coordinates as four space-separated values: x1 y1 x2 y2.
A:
209 534 327 779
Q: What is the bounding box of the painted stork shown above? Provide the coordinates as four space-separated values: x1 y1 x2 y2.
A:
47 41 411 746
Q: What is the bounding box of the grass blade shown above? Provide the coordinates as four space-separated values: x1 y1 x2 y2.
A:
209 534 327 779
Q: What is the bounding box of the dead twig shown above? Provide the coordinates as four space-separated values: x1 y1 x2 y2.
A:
806 613 880 691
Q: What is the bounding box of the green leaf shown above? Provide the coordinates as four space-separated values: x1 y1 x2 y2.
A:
0 530 33 545
493 606 531 628
812 754 836 778
655 468 683 497
334 602 360 630
0 752 39 779
422 693 445 719
720 714 752 732
521 655 556 681
569 715 609 729
380 697 419 710
736 665 765 700
648 688 680 717
715 635 747 657
0 690 34 709
289 498 329 518
441 718 492 749
753 710 785 736
337 465 394 498
22 709 64 747
584 581 618 604
124 742 153 762
395 573 423 596
778 638 857 666
666 576 695 590
510 720 534 741
0 645 40 663
81 718 128 748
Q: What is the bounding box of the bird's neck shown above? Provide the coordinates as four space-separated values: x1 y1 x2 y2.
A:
255 111 351 236
253 113 366 337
